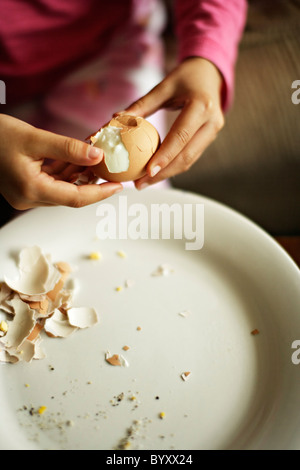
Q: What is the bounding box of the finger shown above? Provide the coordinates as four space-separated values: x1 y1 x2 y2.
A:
35 175 123 208
135 121 218 189
27 201 57 208
118 81 172 119
145 100 207 177
42 160 69 176
27 128 104 167
55 164 85 182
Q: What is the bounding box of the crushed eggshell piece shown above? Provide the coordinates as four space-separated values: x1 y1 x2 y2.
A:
178 310 191 318
5 246 61 296
27 299 49 316
32 339 46 361
105 351 129 367
44 309 78 338
125 279 135 288
26 322 44 342
0 246 98 364
3 298 35 349
0 282 13 305
12 339 36 363
0 347 18 363
47 262 71 302
106 353 121 366
181 371 191 381
151 264 174 277
67 307 99 329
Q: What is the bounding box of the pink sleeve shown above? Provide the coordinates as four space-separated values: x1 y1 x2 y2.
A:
175 0 248 111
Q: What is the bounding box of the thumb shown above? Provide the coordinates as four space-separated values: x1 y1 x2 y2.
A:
30 128 103 166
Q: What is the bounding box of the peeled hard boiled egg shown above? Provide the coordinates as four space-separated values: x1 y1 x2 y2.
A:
89 115 160 182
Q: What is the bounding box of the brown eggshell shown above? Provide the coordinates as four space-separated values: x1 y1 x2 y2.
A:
90 115 160 182
47 261 71 302
27 322 44 342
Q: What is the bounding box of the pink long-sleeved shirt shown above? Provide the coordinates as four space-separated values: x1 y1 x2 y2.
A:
175 0 247 109
0 0 247 110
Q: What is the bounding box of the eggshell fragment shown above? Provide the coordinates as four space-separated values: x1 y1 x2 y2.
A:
31 337 46 360
47 262 71 302
0 284 16 314
90 115 160 182
19 293 47 303
13 339 36 363
0 246 99 364
151 264 175 277
178 310 191 318
105 351 129 367
3 298 35 349
0 346 18 363
67 307 99 329
106 353 122 366
27 322 44 342
27 299 49 317
5 246 61 296
181 371 191 381
44 309 78 338
125 279 135 288
0 282 13 304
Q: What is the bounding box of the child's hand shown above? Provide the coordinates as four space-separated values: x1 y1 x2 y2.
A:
0 114 123 210
121 57 225 189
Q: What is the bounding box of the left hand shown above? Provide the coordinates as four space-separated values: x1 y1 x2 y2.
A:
117 57 225 189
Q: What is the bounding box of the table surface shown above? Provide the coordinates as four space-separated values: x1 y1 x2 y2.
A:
275 236 300 268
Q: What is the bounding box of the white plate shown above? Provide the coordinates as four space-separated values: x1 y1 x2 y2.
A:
0 188 299 450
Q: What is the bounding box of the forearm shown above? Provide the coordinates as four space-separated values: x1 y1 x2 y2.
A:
175 0 248 110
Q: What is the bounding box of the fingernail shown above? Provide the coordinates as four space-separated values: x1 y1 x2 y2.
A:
150 165 161 177
88 146 103 160
138 182 149 191
105 184 123 194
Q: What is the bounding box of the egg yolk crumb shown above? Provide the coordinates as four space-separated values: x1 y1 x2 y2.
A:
89 252 102 260
0 321 8 333
38 406 47 415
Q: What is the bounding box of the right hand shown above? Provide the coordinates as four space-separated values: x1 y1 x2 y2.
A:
0 114 123 210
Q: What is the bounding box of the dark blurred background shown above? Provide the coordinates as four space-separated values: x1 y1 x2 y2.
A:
169 0 300 236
